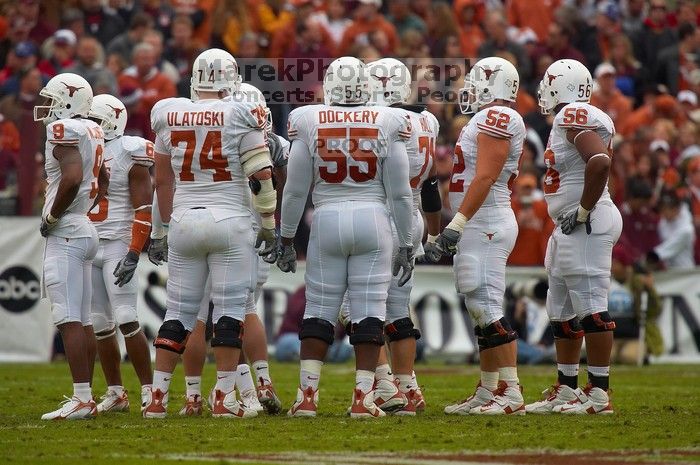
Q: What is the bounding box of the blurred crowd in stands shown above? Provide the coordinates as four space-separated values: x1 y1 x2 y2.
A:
0 0 698 272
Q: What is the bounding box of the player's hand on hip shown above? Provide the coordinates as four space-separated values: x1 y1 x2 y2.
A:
148 236 168 265
559 206 592 235
393 246 414 287
276 243 297 273
256 227 278 263
435 228 460 256
40 214 59 238
113 250 140 287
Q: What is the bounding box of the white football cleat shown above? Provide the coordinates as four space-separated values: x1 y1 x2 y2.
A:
444 383 494 415
556 384 613 414
472 382 525 415
349 388 386 418
41 396 97 420
373 379 407 412
288 386 318 417
96 389 129 413
210 389 258 418
526 384 586 414
257 381 282 415
240 388 264 413
178 394 203 416
141 386 168 418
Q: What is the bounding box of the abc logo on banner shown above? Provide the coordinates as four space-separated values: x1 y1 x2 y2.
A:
0 266 41 313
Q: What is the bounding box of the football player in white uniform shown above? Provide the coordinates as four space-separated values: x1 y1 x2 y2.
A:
278 56 414 418
35 73 105 420
86 94 154 413
526 59 621 415
142 48 277 419
362 58 441 415
428 57 527 415
151 83 287 416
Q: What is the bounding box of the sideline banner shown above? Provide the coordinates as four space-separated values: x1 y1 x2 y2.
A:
1 218 699 361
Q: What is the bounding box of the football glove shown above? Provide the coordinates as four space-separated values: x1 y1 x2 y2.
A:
113 250 140 287
559 206 592 235
277 243 297 273
40 214 59 238
392 246 414 287
148 236 168 265
423 235 442 263
256 227 278 263
434 228 461 256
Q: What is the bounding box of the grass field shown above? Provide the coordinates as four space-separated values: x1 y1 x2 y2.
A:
0 362 699 465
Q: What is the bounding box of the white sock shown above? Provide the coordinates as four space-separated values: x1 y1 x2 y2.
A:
215 371 236 394
107 385 124 396
185 376 201 397
73 382 92 402
480 371 499 391
411 371 421 393
375 363 393 382
300 359 323 390
153 370 172 395
498 366 519 387
236 364 255 394
252 360 271 385
396 374 414 392
588 365 610 377
558 363 580 377
355 369 375 393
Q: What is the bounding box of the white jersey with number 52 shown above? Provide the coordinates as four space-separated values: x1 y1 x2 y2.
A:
543 102 615 219
43 118 104 238
448 105 525 220
89 135 154 239
150 97 268 221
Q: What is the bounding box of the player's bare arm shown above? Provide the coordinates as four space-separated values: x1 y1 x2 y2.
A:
559 128 611 235
113 164 153 287
154 151 174 224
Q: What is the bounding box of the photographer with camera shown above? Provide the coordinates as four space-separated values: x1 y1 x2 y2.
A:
609 244 664 364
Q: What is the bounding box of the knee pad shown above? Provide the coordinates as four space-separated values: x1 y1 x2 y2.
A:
154 320 189 354
385 317 421 342
551 317 584 339
454 254 481 294
299 317 335 345
581 312 616 333
91 311 114 335
119 321 141 338
211 316 244 348
474 326 488 352
114 305 139 327
479 318 518 351
349 317 385 346
95 327 116 341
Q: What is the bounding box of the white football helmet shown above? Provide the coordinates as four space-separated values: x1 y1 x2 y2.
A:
367 58 411 106
191 48 241 98
538 59 593 115
236 82 273 133
323 56 369 105
34 72 93 124
89 94 127 140
460 57 519 114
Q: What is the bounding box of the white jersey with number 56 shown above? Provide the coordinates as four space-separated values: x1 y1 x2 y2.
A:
150 97 268 221
89 135 154 239
448 105 525 220
43 118 104 238
543 102 615 219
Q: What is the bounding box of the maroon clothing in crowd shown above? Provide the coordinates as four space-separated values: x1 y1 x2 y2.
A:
619 203 660 261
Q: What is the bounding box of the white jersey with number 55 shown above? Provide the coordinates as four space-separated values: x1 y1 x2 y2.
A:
43 118 104 238
89 135 154 239
150 96 268 221
543 102 615 219
448 105 525 220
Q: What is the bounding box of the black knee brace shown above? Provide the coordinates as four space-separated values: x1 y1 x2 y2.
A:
474 326 487 352
211 316 244 348
154 320 189 354
349 317 385 346
551 317 585 339
299 317 335 345
385 317 421 342
581 312 616 333
479 318 518 351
